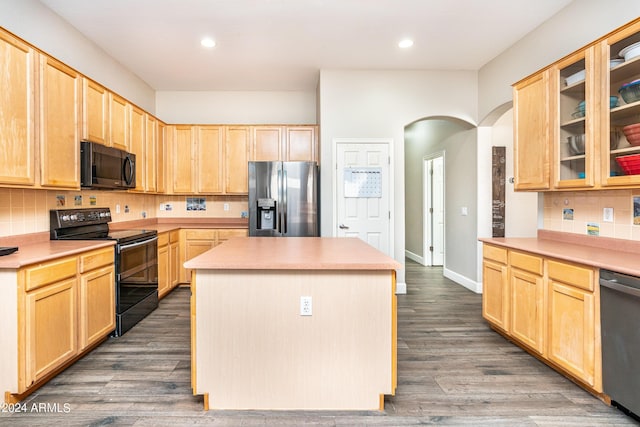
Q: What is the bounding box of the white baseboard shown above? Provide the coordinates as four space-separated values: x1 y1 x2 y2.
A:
443 267 482 294
404 250 425 266
396 281 407 294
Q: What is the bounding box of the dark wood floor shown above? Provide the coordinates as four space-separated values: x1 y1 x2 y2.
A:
1 260 637 426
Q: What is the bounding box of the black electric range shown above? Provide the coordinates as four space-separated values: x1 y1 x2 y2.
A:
50 207 159 336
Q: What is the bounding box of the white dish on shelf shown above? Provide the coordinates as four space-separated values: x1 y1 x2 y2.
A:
610 58 624 68
565 69 585 86
619 41 640 61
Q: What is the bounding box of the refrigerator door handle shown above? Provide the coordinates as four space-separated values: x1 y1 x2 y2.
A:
282 169 288 234
277 168 282 233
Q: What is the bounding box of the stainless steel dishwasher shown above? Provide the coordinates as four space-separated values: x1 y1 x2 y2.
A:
600 269 640 419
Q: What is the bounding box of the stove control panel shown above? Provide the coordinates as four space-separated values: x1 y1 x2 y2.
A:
50 207 112 229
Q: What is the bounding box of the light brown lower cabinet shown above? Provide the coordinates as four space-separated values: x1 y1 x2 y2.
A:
180 228 247 283
547 260 599 389
482 243 601 393
481 245 509 332
23 275 78 388
158 230 180 298
509 250 544 355
1 246 115 403
79 248 116 351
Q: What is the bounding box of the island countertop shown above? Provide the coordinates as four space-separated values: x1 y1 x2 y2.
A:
184 236 402 271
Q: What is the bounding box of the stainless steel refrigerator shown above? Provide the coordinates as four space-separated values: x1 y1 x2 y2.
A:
248 161 318 237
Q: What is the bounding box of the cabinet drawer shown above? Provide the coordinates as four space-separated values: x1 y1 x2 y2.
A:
509 250 543 275
548 260 594 292
483 244 507 264
158 232 169 247
79 247 114 273
169 230 179 243
24 257 77 291
185 230 217 240
217 229 247 240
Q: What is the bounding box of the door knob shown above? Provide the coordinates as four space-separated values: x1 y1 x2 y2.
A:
339 224 349 229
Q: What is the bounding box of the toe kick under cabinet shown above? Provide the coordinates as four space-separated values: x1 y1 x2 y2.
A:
0 246 115 403
482 244 601 394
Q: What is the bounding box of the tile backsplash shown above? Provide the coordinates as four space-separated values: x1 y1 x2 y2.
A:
0 188 248 238
543 189 640 240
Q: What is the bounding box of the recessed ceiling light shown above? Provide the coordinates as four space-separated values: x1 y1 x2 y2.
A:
398 39 414 49
201 37 216 48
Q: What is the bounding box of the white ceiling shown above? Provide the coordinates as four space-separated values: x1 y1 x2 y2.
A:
38 0 572 92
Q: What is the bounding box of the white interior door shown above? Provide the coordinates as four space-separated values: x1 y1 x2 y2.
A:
432 155 444 265
424 154 444 266
336 142 391 256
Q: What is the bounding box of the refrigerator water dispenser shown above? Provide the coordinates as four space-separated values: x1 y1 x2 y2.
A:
257 198 277 230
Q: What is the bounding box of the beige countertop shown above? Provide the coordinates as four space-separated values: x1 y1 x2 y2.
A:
184 237 402 271
0 240 115 269
480 230 640 277
111 218 248 233
0 217 247 268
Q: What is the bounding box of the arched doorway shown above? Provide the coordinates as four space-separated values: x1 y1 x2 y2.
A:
404 116 475 268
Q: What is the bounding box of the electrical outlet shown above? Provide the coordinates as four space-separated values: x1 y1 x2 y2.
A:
223 203 230 211
115 204 120 214
300 296 312 316
603 207 614 222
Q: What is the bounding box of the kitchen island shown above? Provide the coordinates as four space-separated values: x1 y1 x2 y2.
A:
184 237 401 411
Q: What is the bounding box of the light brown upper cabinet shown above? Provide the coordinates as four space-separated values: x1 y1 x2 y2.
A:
252 126 284 161
514 18 640 191
168 125 195 194
251 125 318 163
82 78 109 146
599 22 640 188
285 126 317 162
145 114 157 192
167 125 225 195
129 105 145 192
551 47 596 189
39 55 81 189
0 29 36 186
109 93 129 151
225 126 251 194
513 71 551 190
156 121 166 194
196 126 224 193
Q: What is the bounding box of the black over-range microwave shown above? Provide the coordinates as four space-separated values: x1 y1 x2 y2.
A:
80 140 136 189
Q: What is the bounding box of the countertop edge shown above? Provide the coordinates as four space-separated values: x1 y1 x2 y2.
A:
0 218 248 267
0 241 116 269
479 236 640 277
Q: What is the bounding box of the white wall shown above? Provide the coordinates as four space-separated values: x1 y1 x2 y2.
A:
477 109 539 240
442 128 479 290
0 0 156 113
155 91 316 124
318 69 478 286
479 0 640 120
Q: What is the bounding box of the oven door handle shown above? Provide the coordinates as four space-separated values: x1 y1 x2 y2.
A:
118 236 158 251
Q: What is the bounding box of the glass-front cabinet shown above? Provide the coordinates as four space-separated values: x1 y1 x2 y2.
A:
601 25 640 187
553 48 595 188
515 18 640 192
